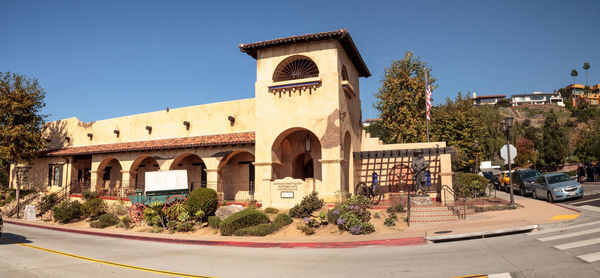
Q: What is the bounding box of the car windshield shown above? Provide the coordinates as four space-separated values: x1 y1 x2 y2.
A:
521 171 541 179
547 174 571 184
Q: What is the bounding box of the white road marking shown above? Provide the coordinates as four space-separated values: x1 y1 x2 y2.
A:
530 220 600 235
578 251 600 263
488 273 512 278
554 238 600 250
570 197 600 205
579 205 600 213
537 227 600 241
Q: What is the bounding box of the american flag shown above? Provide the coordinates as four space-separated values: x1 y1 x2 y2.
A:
425 71 432 121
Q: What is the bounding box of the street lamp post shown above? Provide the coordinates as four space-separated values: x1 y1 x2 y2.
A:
500 116 514 206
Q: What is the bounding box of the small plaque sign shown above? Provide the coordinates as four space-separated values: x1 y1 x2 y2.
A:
280 191 294 198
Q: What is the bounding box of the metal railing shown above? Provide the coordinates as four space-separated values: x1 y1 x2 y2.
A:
441 185 466 219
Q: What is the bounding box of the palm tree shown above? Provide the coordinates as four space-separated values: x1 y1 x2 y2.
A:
571 69 578 84
583 63 591 85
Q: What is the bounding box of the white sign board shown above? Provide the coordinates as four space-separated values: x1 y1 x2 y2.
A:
145 170 188 192
25 205 36 221
500 144 517 164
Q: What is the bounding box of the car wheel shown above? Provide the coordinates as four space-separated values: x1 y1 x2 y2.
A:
532 190 537 199
547 192 554 203
519 187 525 197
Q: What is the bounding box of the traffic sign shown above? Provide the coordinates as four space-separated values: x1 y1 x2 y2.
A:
500 144 517 164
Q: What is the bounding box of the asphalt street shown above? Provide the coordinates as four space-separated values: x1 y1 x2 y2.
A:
2 212 600 278
2 182 600 278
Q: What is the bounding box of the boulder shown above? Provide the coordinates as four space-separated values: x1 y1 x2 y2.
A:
215 205 244 220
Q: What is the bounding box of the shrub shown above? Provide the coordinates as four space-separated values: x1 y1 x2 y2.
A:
384 217 396 227
117 215 131 229
327 205 342 224
453 172 489 198
297 224 315 235
388 211 398 220
82 198 107 220
219 209 270 236
52 201 84 223
208 216 221 229
81 190 98 201
233 224 275 236
111 200 129 216
184 188 218 220
373 212 381 219
386 203 404 213
97 214 119 228
40 193 59 212
333 195 375 235
143 202 167 228
264 207 279 214
167 211 195 232
289 192 324 218
272 213 293 229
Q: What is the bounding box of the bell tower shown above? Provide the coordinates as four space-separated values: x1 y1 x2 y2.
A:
240 29 370 205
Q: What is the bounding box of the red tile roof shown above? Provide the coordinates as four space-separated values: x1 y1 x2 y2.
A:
239 29 371 78
43 132 255 157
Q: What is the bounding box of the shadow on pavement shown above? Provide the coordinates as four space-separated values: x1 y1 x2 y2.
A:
0 233 33 245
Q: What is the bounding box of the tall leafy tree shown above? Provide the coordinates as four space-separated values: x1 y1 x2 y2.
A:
583 63 591 86
574 122 600 162
0 72 47 213
374 52 436 143
475 105 505 161
571 69 578 84
514 138 536 167
430 93 484 171
538 110 569 168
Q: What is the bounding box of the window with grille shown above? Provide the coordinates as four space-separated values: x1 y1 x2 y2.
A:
273 56 319 82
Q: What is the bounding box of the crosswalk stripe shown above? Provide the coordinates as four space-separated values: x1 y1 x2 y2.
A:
488 273 512 278
577 252 600 263
570 197 600 205
554 238 600 250
537 227 600 241
530 220 600 235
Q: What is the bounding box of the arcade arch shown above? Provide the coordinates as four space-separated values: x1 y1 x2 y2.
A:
271 128 322 181
170 153 207 191
129 156 160 192
96 157 123 196
218 151 255 201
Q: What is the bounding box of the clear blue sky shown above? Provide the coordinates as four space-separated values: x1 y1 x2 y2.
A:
1 0 599 123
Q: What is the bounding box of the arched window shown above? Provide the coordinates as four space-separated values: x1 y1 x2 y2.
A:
341 65 349 81
273 56 319 82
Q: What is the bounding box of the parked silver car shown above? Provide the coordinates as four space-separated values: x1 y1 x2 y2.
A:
532 173 583 202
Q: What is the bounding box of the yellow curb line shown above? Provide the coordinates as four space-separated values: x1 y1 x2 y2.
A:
550 214 579 220
450 274 488 278
0 238 216 278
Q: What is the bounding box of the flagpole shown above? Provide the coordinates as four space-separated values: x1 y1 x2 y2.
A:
425 69 430 142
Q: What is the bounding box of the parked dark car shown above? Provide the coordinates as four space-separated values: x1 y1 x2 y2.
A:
532 173 583 202
0 209 3 237
511 169 542 196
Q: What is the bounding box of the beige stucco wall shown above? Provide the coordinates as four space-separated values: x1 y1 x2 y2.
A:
43 98 256 149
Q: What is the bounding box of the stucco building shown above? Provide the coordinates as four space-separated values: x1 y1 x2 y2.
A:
9 29 453 207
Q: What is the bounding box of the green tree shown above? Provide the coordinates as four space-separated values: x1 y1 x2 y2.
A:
430 93 484 171
374 52 436 143
571 69 578 84
515 138 536 167
583 63 590 86
0 72 47 214
574 122 600 162
475 105 505 161
363 121 390 143
538 110 569 168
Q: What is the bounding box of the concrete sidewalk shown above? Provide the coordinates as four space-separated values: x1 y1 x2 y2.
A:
3 192 579 248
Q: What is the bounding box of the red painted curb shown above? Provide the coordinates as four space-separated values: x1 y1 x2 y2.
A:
4 220 426 248
550 202 581 213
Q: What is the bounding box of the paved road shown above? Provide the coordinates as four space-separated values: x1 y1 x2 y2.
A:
2 214 600 278
564 182 600 209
